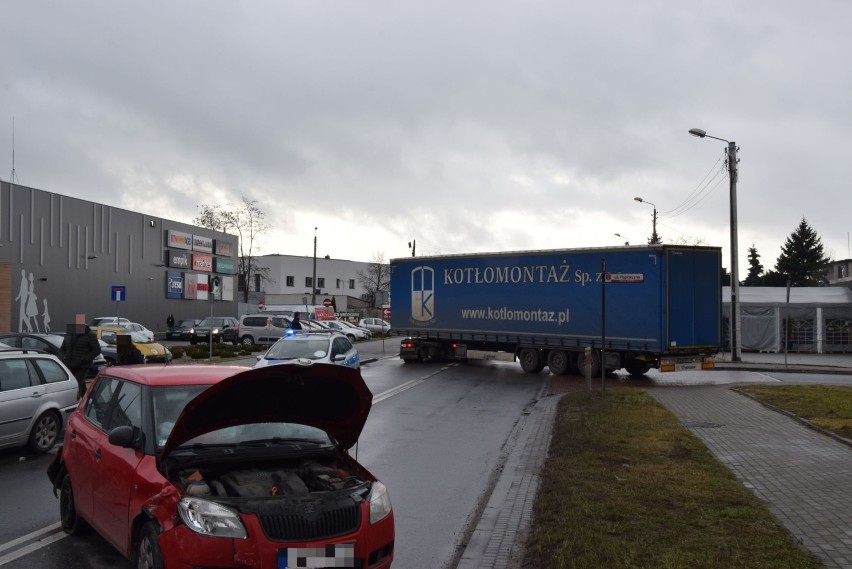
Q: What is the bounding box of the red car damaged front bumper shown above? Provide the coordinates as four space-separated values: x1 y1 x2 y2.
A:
156 506 394 568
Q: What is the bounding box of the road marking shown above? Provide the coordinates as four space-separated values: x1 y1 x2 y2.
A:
0 523 66 566
372 364 457 404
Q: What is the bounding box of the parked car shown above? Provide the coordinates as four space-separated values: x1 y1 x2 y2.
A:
0 347 78 453
255 332 361 370
88 316 131 328
97 339 117 367
47 364 394 568
189 317 239 345
92 327 172 363
359 318 391 336
236 314 290 345
320 320 371 341
0 332 108 378
120 322 155 341
340 320 373 339
165 318 201 340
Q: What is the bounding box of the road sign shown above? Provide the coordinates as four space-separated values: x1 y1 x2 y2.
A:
382 307 391 319
323 297 332 307
111 285 127 302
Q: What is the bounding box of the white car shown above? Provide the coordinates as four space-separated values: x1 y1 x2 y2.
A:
321 320 371 341
120 322 155 341
88 316 131 328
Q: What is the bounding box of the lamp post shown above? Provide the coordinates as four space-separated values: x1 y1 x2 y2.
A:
689 127 741 362
633 197 660 244
614 233 629 246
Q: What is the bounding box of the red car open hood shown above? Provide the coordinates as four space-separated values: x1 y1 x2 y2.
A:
161 364 372 457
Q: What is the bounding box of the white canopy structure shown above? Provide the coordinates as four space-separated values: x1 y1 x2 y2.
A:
722 286 852 353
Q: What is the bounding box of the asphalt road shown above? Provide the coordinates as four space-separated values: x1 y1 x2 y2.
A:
0 353 544 569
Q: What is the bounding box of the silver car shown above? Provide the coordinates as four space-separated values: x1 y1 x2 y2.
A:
0 348 78 453
359 318 391 336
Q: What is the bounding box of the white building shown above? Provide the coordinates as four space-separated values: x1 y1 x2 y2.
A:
240 253 383 318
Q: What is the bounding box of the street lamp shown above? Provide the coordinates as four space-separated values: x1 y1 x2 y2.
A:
614 233 629 246
633 197 660 244
689 127 741 362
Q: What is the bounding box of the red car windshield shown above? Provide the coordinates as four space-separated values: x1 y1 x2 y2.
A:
152 385 210 448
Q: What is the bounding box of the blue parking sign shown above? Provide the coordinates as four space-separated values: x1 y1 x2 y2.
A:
111 285 127 302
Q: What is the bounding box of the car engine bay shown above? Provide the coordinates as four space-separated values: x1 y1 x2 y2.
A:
179 458 365 498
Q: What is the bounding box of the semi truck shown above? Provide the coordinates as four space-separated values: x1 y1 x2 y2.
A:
389 245 721 376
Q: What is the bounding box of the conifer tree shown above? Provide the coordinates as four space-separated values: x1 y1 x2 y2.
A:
773 218 831 287
742 244 764 286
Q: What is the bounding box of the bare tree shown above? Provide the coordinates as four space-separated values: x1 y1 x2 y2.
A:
357 252 390 308
194 197 273 303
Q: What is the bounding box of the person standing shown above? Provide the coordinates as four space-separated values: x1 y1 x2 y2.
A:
291 312 303 330
167 313 175 330
59 324 102 399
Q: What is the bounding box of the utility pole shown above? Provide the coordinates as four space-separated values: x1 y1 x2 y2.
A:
311 227 317 306
689 128 741 362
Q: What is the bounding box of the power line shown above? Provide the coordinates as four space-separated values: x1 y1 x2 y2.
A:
662 151 725 218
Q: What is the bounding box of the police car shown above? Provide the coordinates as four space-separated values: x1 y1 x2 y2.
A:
254 332 361 371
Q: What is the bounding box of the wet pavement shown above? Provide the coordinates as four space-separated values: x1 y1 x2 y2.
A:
166 341 852 568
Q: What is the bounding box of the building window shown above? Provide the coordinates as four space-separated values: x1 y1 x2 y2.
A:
254 274 261 292
317 277 325 289
306 277 313 287
349 279 355 289
286 276 295 287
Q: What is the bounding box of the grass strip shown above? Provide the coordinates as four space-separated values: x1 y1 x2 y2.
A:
523 387 822 569
735 384 852 440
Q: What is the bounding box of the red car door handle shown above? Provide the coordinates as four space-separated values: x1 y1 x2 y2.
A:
94 449 101 460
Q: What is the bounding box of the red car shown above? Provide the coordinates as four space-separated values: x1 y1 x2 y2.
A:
47 363 394 568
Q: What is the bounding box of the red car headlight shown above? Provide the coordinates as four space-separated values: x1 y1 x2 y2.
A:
178 497 247 539
369 481 392 524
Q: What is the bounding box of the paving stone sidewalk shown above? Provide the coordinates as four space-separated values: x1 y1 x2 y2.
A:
650 386 852 569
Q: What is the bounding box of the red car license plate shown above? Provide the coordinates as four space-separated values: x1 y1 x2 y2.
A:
278 543 355 568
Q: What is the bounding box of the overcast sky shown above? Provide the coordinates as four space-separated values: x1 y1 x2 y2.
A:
2 1 850 271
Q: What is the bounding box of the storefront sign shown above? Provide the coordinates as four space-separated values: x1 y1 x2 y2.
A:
215 240 233 256
184 273 198 299
193 235 213 253
221 275 234 301
166 271 184 299
168 230 192 250
192 254 213 272
197 275 209 301
214 257 236 274
167 249 191 269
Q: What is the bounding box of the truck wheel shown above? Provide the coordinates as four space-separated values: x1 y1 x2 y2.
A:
547 350 571 375
519 349 545 373
576 351 601 377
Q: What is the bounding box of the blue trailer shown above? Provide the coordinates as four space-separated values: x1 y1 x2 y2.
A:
389 245 721 376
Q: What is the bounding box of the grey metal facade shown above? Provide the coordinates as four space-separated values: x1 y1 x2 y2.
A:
0 180 238 335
